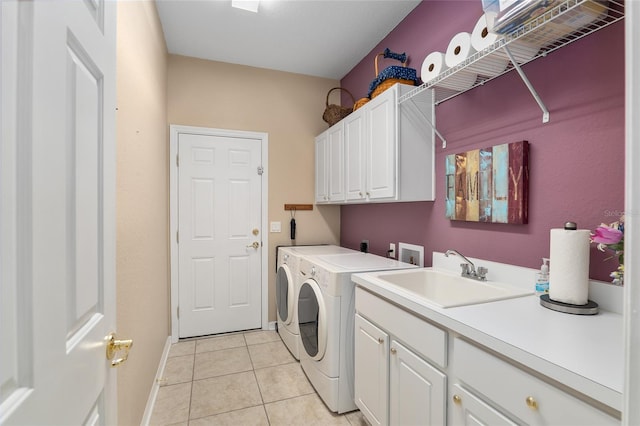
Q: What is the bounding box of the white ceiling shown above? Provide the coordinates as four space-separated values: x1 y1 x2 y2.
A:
156 0 422 80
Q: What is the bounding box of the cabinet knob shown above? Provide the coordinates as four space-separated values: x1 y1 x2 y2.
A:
526 396 538 410
377 337 384 344
359 192 363 197
452 394 462 404
390 347 397 355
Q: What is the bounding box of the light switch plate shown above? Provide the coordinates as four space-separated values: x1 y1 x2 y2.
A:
270 221 281 233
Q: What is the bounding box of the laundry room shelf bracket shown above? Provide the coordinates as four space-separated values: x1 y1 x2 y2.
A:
503 45 550 123
406 97 448 148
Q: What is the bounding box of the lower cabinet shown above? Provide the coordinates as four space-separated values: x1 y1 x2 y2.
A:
450 383 517 426
354 288 447 426
452 338 619 426
354 314 388 426
390 340 447 426
354 287 620 426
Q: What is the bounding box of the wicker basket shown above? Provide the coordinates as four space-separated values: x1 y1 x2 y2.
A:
368 48 419 99
353 97 370 111
322 87 355 126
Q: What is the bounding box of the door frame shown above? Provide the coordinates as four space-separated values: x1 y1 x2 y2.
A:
624 4 639 423
169 125 269 343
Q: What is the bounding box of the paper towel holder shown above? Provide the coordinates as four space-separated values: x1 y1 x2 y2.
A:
540 294 599 315
540 220 599 314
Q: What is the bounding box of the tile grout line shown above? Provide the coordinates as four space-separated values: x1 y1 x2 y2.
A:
187 343 196 425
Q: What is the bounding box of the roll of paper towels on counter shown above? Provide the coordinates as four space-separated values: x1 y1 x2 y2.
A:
548 227 591 305
421 51 477 91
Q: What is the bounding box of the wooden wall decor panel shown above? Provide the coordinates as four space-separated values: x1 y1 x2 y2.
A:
445 141 529 224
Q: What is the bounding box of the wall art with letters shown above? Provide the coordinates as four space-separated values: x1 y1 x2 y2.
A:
445 141 529 224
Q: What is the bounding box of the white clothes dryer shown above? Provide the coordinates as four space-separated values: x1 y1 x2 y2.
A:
296 253 416 413
275 245 356 359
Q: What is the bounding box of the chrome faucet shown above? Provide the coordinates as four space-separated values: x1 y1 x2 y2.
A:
445 249 488 281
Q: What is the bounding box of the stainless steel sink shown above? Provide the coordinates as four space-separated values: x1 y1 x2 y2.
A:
372 268 533 308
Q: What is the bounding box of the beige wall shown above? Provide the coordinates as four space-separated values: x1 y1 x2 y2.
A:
116 2 169 425
168 55 341 322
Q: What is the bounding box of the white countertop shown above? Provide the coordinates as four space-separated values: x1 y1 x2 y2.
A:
352 268 624 412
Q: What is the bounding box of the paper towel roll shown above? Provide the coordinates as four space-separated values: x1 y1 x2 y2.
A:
421 51 447 84
422 51 477 91
468 14 539 68
445 32 476 68
548 228 591 305
471 14 502 52
468 15 509 76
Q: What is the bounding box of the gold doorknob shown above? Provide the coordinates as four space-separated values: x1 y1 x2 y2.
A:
452 394 462 404
247 241 260 249
526 396 538 410
106 333 133 367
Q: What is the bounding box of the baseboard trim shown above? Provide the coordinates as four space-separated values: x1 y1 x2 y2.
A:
139 336 172 426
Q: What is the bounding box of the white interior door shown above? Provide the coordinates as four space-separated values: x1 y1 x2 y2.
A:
1 0 118 424
177 131 263 338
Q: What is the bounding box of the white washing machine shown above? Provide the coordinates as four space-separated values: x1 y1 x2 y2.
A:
276 245 356 359
296 252 416 413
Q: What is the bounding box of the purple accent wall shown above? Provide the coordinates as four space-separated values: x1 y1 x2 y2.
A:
340 1 624 281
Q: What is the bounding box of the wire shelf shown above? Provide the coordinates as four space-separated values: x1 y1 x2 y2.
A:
398 0 625 107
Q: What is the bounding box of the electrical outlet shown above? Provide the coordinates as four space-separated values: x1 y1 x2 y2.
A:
389 243 396 258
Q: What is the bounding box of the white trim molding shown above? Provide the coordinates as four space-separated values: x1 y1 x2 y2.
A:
623 4 639 424
139 337 172 426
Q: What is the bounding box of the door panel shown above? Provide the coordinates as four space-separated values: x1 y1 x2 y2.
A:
354 314 389 426
1 0 117 423
178 133 262 337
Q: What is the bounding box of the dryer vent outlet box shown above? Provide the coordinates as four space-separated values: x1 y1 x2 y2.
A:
399 242 424 267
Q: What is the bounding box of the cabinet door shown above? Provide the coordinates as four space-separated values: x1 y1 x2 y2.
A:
344 109 366 201
327 124 345 202
390 340 447 426
450 384 518 426
355 314 389 426
315 131 328 203
366 87 396 200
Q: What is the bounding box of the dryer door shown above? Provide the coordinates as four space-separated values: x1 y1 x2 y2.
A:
298 279 327 361
276 264 294 325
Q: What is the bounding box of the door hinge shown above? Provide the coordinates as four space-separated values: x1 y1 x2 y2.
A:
257 166 264 175
177 306 180 319
176 155 179 167
176 230 179 244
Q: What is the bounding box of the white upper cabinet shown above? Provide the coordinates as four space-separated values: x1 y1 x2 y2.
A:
315 131 328 203
365 88 397 201
316 83 435 205
315 123 345 204
344 107 367 202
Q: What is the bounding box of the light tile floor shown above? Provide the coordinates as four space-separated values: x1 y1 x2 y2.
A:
150 330 368 426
